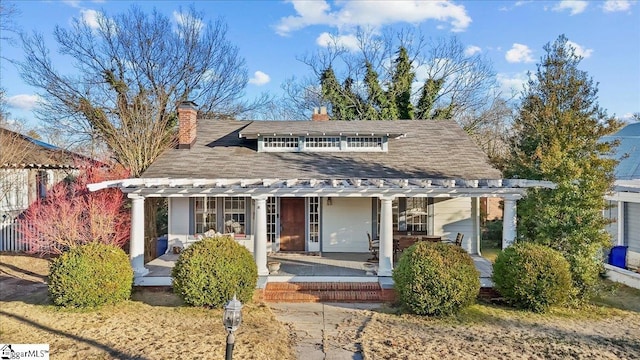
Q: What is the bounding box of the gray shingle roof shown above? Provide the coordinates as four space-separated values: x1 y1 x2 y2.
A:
141 119 502 180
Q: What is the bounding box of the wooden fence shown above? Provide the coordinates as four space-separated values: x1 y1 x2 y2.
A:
0 216 28 252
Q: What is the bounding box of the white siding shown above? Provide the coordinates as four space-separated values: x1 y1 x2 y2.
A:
625 202 640 269
168 198 190 251
433 197 473 250
322 197 371 252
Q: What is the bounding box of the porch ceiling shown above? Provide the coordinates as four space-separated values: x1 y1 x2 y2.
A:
89 177 554 199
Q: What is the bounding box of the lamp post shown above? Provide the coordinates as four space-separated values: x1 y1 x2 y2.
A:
223 294 243 360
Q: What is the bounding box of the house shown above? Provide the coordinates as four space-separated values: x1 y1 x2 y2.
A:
89 102 553 285
602 122 640 288
0 128 91 251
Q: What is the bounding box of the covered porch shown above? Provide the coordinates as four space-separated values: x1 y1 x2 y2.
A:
88 177 555 287
138 251 494 288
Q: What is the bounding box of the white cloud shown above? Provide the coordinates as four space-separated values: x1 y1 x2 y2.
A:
316 32 360 51
464 45 482 56
505 43 534 63
567 40 593 58
62 0 81 8
249 71 271 86
276 0 471 35
603 0 633 12
552 0 588 15
497 72 528 96
80 9 100 29
173 10 204 32
6 94 41 111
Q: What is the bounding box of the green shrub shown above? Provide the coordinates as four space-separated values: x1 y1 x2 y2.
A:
392 242 480 316
172 235 257 307
48 243 133 307
492 242 573 312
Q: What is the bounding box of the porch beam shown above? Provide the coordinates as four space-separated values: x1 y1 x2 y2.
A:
502 198 517 249
378 195 395 276
128 194 149 277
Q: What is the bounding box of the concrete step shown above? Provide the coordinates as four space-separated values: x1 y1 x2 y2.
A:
264 282 396 303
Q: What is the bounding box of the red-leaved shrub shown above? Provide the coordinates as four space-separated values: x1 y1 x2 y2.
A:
19 166 130 255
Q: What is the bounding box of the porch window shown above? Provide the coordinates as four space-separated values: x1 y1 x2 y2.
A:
195 197 217 233
308 197 319 243
404 198 428 232
267 197 277 243
224 197 246 234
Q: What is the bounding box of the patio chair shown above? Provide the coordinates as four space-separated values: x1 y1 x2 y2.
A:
367 232 380 261
454 232 464 246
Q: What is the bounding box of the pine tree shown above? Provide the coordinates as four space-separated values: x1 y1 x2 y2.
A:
505 35 623 300
389 47 415 119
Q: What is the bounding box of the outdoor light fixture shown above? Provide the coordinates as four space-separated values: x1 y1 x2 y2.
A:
223 294 243 360
327 197 332 206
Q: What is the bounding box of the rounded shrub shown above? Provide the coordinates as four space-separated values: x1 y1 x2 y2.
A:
492 242 573 312
172 235 257 307
392 242 480 316
48 242 133 307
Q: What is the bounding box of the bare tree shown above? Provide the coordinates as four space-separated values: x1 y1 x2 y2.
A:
18 5 249 177
284 27 500 124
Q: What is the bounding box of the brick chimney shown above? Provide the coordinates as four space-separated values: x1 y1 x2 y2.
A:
177 100 198 149
311 106 329 121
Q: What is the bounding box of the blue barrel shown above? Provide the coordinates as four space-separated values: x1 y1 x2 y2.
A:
609 246 628 268
156 235 168 256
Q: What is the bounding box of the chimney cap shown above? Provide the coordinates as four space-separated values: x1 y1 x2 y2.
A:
179 100 198 109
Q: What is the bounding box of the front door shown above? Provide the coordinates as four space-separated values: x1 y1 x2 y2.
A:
280 198 305 251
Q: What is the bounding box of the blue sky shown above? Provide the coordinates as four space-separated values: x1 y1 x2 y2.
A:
1 0 639 126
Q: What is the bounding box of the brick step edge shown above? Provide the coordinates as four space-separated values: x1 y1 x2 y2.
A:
265 282 381 291
262 289 397 303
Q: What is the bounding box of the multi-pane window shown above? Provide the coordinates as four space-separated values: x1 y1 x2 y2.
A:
267 197 277 243
195 197 217 234
308 197 320 243
346 136 383 149
224 197 246 233
404 198 428 232
306 136 340 149
263 136 299 149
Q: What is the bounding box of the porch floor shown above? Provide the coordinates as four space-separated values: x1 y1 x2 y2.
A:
144 252 493 286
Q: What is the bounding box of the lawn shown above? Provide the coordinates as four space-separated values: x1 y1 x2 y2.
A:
2 253 639 360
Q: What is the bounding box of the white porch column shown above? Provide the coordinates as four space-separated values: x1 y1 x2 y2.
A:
502 198 517 249
253 196 269 276
470 197 480 255
378 196 395 276
129 194 148 277
617 200 625 246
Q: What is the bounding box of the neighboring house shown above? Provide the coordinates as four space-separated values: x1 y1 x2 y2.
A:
89 102 552 283
603 123 640 278
0 128 89 251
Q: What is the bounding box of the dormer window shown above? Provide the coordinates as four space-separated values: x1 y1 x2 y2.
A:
346 136 383 150
306 136 340 149
257 135 387 152
263 136 299 150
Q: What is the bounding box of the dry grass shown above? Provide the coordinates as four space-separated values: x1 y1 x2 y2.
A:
2 253 640 360
0 253 295 359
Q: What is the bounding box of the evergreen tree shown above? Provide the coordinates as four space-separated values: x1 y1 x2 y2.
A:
415 78 444 119
505 35 623 300
389 47 415 119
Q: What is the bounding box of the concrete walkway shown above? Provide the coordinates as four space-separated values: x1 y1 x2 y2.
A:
269 302 381 360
